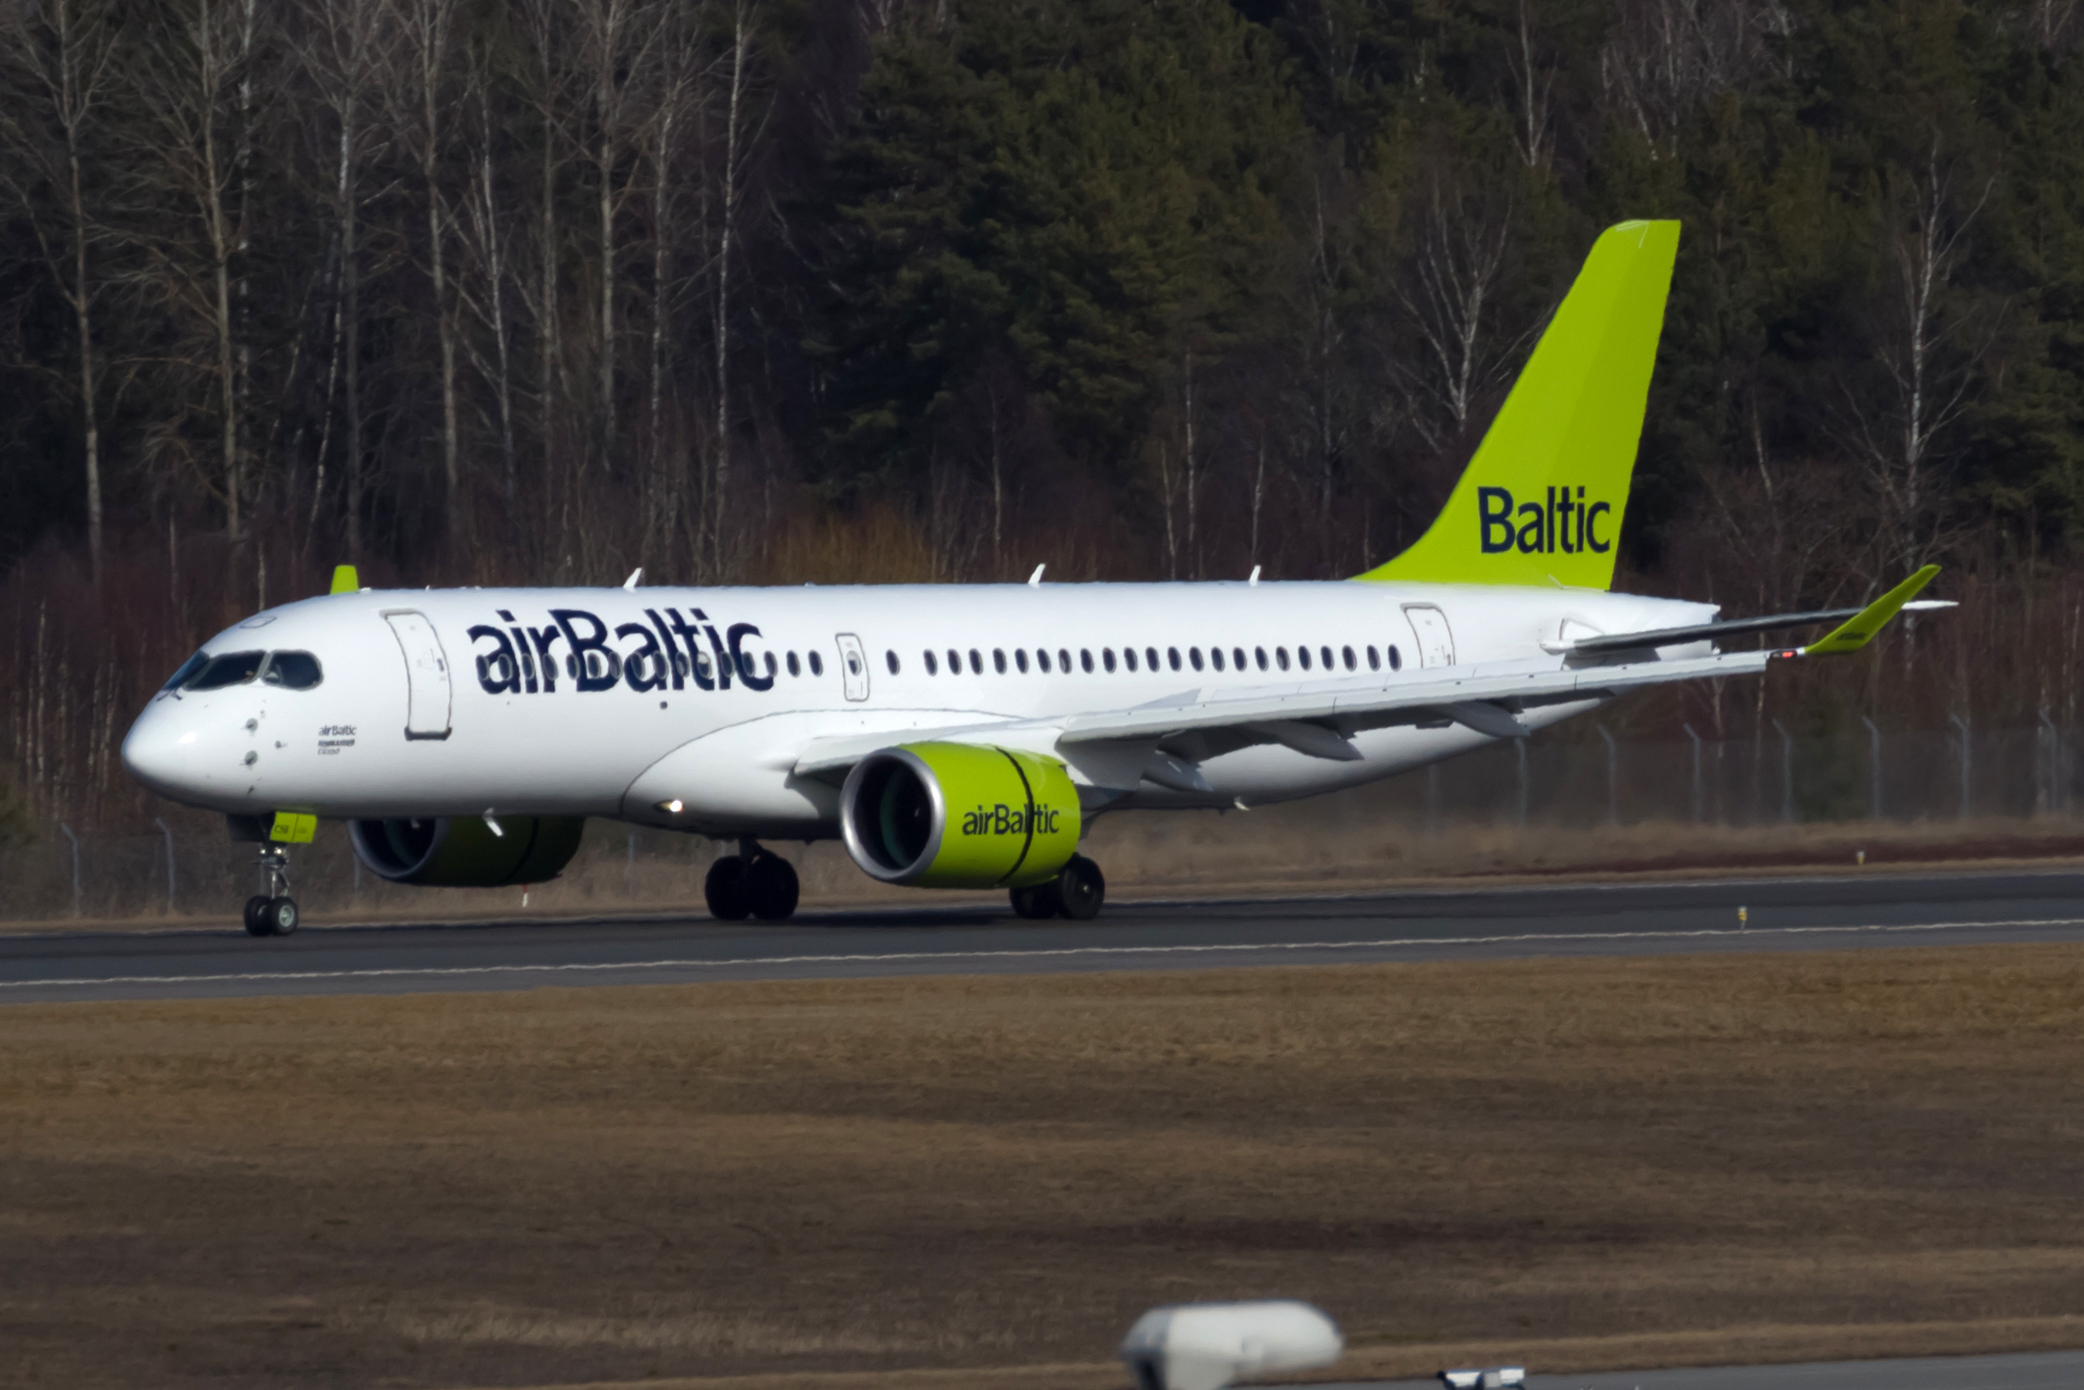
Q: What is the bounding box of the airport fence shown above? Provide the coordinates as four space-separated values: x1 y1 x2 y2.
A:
2 718 2076 924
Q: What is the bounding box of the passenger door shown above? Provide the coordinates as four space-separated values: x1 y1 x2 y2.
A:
1402 604 1456 668
384 611 453 739
835 633 870 701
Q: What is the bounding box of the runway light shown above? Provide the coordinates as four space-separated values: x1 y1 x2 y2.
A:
1439 1370 1525 1389
1120 1301 1341 1390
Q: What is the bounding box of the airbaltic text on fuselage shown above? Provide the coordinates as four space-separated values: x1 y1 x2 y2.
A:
962 803 1062 837
1478 485 1613 555
465 606 776 696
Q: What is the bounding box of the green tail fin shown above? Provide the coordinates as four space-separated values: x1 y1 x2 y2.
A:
1356 219 1681 589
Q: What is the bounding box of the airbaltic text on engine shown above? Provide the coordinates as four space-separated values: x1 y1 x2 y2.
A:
962 803 1063 837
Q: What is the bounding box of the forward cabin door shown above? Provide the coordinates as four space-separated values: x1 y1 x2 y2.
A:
1403 604 1456 668
835 633 870 701
385 611 454 739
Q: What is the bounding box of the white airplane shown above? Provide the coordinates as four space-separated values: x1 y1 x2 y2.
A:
121 221 1946 936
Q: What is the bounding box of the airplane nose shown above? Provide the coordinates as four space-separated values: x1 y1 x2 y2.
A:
121 708 194 798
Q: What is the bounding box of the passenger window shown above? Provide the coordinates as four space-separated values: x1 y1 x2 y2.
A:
1298 646 1311 670
1016 649 1030 673
261 651 323 690
1080 649 1094 673
765 652 778 678
1366 645 1380 671
1389 644 1402 670
1059 648 1071 672
1233 647 1246 670
886 650 901 675
1103 648 1117 673
809 651 824 676
1145 646 1159 670
948 648 960 673
1255 647 1269 671
788 651 802 677
1321 645 1334 669
994 648 1007 674
1276 647 1290 671
1341 646 1355 671
1168 647 1182 671
924 650 938 675
1210 647 1225 672
1124 648 1138 672
1038 649 1052 673
969 649 983 674
1189 647 1204 671
188 650 266 690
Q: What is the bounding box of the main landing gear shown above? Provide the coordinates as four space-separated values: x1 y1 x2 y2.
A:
243 842 301 938
705 839 800 922
1009 854 1106 922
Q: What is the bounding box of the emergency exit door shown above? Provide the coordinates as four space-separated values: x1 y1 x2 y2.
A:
1402 604 1457 668
834 633 870 701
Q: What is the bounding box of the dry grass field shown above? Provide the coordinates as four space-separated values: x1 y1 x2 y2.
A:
7 946 2084 1388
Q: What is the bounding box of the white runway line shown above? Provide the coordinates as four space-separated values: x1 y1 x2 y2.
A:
5 915 2083 992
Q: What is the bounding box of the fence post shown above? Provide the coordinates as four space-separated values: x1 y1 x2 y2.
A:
1860 716 1883 820
58 823 81 919
1683 725 1703 823
2039 709 2063 816
1948 714 1971 819
1596 723 1618 827
1771 719 1794 824
153 818 177 913
1514 740 1529 826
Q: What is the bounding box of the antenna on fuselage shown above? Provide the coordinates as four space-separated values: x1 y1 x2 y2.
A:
1028 564 1046 586
623 568 643 590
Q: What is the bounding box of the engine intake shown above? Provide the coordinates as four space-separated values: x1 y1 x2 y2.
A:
348 814 585 886
840 743 1080 889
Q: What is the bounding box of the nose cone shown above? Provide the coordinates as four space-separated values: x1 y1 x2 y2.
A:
121 703 195 800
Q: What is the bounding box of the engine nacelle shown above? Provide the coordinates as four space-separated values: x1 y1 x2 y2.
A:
840 743 1080 889
348 814 585 886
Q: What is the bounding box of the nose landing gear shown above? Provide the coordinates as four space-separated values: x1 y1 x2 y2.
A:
704 839 800 922
243 843 300 937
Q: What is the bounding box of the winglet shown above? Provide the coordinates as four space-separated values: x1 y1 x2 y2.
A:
1803 566 1941 656
329 564 360 595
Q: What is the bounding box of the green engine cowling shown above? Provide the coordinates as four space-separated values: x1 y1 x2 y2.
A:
348 814 585 886
840 743 1081 888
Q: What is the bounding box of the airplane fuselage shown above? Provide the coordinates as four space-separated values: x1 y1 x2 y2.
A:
121 578 1715 838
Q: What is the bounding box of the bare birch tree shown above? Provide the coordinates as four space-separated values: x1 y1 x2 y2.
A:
455 39 519 511
129 0 259 540
1394 179 1514 454
0 0 121 588
388 0 464 547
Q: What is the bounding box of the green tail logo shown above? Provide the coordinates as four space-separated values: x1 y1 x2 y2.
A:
1356 219 1680 590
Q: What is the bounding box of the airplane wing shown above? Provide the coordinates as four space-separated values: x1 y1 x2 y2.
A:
791 568 1942 786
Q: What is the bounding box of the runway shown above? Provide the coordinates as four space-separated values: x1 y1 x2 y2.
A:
6 866 2084 1003
1329 1347 2084 1388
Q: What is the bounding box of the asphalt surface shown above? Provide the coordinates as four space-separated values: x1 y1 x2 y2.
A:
5 867 2084 1004
1324 1348 2084 1388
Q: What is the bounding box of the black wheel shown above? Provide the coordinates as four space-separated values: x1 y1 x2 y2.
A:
704 855 750 920
1009 882 1062 919
1055 855 1105 921
744 853 800 922
243 895 274 937
266 897 300 936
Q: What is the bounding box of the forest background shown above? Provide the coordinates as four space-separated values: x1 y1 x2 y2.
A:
3 0 2084 842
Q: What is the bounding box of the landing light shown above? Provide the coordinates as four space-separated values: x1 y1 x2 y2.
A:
657 799 684 815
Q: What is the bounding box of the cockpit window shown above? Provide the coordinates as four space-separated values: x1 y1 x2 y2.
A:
262 651 324 690
185 650 266 690
161 651 210 691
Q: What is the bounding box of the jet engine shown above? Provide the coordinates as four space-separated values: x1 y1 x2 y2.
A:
348 814 585 886
839 743 1080 889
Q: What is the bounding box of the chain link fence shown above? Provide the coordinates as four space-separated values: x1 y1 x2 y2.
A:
3 720 2076 925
